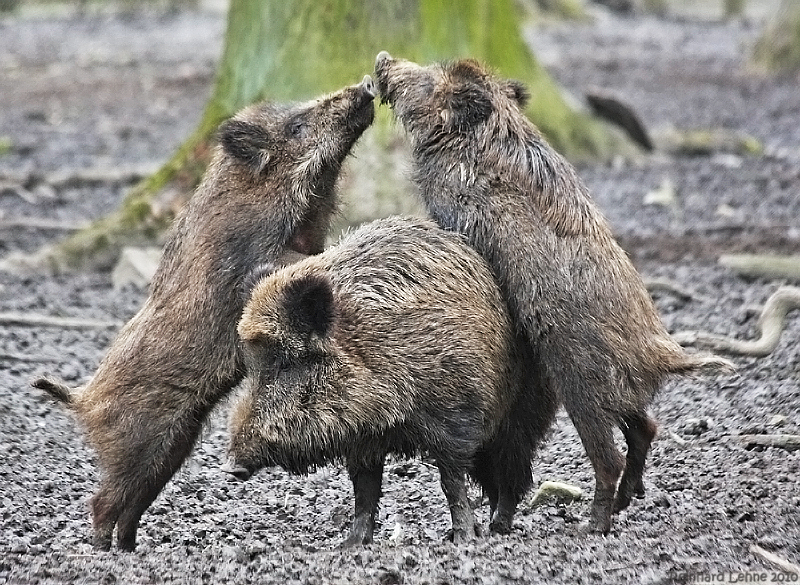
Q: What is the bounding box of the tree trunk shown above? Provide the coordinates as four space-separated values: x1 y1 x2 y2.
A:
752 0 800 73
34 0 626 272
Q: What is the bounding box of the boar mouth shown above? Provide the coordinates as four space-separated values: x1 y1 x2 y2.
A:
359 74 377 101
350 75 377 118
335 75 375 140
374 51 394 106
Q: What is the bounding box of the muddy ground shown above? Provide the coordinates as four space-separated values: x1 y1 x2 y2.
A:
0 4 798 585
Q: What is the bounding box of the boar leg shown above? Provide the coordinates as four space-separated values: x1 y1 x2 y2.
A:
470 450 499 518
614 412 657 513
472 450 519 534
567 406 624 534
119 410 205 551
489 487 518 535
90 489 122 551
91 401 210 551
342 459 384 547
438 463 474 544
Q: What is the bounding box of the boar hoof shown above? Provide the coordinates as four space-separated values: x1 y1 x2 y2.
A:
578 517 612 536
220 458 251 481
93 534 113 552
488 516 512 535
444 526 480 545
340 532 372 548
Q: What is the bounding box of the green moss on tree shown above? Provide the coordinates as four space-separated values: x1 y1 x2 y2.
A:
39 0 628 272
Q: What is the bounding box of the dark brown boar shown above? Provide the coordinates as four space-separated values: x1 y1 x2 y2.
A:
31 76 376 551
374 52 734 534
223 216 557 545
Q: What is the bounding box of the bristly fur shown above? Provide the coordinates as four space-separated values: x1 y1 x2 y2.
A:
241 262 279 303
228 216 557 545
375 53 735 534
30 76 376 551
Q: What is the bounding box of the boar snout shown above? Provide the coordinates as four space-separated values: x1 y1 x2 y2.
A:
360 75 376 98
221 457 252 481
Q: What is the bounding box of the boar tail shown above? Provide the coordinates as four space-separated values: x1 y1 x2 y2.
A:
32 376 76 406
670 352 737 377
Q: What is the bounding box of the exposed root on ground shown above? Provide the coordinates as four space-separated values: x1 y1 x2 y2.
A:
673 286 800 356
750 544 800 575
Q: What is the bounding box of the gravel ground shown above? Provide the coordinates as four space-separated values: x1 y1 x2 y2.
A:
0 5 798 584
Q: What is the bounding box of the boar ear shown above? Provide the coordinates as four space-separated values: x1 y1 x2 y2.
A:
450 59 487 82
240 262 278 303
504 80 529 107
283 273 335 339
219 119 274 175
447 82 493 128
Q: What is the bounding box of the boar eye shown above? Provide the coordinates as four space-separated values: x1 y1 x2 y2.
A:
286 116 308 139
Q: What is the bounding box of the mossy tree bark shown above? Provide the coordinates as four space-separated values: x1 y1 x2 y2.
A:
40 0 624 272
752 0 800 73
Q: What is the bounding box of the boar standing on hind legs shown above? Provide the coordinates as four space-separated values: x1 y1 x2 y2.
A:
224 216 557 545
374 52 735 534
31 76 377 551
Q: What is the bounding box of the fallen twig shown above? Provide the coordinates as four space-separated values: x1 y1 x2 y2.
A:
644 277 708 303
739 434 800 452
0 181 39 204
673 286 800 356
0 312 121 330
750 544 800 575
44 163 159 188
668 431 689 446
656 127 763 156
0 352 63 363
0 217 89 231
720 254 800 282
0 163 160 191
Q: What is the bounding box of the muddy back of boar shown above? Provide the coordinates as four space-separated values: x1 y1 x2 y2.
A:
375 52 734 534
225 216 556 545
32 76 376 550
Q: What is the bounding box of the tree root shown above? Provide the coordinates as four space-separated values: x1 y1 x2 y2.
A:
673 286 800 356
750 544 800 575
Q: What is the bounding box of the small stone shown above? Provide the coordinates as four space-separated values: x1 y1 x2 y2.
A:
529 481 583 508
388 518 404 544
716 203 738 218
768 414 787 428
681 417 712 435
220 544 244 562
643 178 677 208
711 153 743 168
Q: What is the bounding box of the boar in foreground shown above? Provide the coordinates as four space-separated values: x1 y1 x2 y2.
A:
224 216 556 545
374 52 734 534
32 76 376 551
